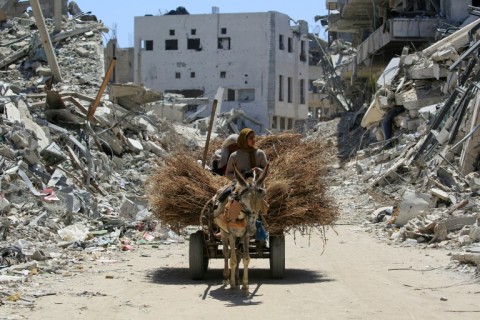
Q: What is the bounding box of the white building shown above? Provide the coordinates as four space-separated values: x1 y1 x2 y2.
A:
134 10 310 133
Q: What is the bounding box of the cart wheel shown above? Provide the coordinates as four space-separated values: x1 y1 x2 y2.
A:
189 230 206 280
269 235 285 279
204 256 209 271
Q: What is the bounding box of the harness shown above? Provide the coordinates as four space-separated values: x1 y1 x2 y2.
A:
214 179 268 236
231 185 262 217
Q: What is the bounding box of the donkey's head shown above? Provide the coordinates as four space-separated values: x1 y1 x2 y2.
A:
233 164 269 235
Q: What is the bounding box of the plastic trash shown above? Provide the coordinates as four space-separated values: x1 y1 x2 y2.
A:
57 223 89 241
122 244 134 251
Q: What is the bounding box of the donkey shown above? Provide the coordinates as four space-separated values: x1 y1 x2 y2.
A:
213 164 269 291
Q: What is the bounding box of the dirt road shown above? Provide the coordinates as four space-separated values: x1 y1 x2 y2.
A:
2 125 479 320
3 224 479 320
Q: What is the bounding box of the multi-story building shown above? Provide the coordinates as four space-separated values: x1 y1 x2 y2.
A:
308 34 346 122
324 0 475 110
133 10 310 133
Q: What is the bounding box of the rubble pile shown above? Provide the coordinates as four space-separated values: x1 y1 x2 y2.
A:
338 15 480 273
0 2 204 306
0 0 478 311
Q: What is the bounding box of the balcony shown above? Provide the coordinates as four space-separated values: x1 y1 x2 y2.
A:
356 18 442 65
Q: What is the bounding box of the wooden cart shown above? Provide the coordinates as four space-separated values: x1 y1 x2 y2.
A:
188 204 285 280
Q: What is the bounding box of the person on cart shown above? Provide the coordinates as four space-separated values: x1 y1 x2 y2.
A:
220 128 269 241
210 134 239 176
225 128 268 180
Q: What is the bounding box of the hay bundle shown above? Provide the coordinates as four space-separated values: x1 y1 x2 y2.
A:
145 153 228 230
257 133 339 234
147 132 338 234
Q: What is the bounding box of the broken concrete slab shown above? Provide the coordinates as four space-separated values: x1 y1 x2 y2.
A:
40 142 67 166
109 83 163 110
451 252 480 266
465 172 480 191
145 141 167 157
395 189 432 226
0 195 11 213
431 45 459 62
395 85 445 111
431 188 450 202
119 196 145 220
361 98 386 128
74 47 89 58
408 63 449 80
9 130 31 148
17 99 51 150
3 102 22 124
444 216 478 232
126 138 144 153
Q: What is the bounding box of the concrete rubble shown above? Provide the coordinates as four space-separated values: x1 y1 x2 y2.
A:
327 9 480 275
1 0 480 310
0 1 208 307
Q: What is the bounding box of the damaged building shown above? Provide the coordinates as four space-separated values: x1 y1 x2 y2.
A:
314 0 480 268
133 9 311 133
322 0 477 109
0 1 479 313
0 0 204 272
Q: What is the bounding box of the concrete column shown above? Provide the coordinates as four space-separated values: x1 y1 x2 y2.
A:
29 0 63 82
54 0 62 33
136 39 142 83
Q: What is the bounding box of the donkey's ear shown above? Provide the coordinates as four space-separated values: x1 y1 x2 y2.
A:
233 164 247 186
256 163 269 186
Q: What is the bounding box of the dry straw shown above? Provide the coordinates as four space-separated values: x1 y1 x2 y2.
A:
146 132 339 235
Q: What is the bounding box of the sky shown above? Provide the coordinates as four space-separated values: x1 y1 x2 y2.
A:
73 1 328 48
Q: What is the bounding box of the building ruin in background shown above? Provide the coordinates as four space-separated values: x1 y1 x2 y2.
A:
133 9 310 133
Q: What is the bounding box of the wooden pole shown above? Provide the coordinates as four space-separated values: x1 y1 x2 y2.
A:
29 0 63 82
201 99 218 168
54 0 62 33
87 57 116 122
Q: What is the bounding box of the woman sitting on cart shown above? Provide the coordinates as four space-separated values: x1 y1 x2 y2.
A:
223 127 269 241
225 128 268 180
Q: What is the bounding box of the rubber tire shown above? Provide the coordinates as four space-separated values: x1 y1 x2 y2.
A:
204 256 209 272
269 235 285 279
189 230 205 280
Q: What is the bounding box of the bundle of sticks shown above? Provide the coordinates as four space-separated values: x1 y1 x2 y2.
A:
146 132 339 234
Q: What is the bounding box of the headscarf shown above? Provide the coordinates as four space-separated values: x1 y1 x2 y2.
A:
221 134 239 149
218 134 239 167
237 128 257 168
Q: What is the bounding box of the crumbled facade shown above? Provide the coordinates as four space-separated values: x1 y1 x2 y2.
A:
133 10 310 133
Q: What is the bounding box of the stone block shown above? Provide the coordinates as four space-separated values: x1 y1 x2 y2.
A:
470 226 480 242
127 138 143 153
119 197 136 219
465 172 480 192
395 189 431 226
9 131 29 148
445 216 478 232
74 47 89 58
146 141 167 157
431 188 450 201
40 142 67 166
0 196 10 213
23 149 41 165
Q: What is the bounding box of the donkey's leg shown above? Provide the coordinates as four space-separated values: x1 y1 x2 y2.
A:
221 232 229 286
235 244 241 286
228 234 238 289
241 234 251 291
